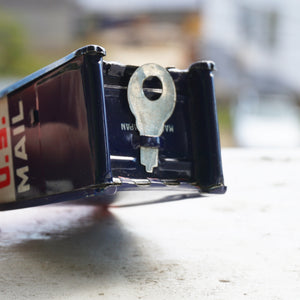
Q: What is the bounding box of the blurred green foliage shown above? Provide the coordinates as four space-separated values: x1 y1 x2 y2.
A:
217 103 234 147
0 9 47 76
0 10 24 75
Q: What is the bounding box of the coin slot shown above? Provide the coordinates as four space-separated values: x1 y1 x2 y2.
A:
29 108 40 127
142 76 163 101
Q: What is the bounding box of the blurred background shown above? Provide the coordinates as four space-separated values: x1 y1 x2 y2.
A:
1 0 300 148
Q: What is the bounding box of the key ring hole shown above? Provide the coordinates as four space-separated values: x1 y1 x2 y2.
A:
142 76 163 101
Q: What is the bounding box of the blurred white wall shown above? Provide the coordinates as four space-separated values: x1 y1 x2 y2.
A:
76 0 200 13
202 0 300 94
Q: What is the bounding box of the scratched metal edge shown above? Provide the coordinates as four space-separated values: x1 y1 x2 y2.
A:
0 179 202 211
0 45 106 98
0 184 115 211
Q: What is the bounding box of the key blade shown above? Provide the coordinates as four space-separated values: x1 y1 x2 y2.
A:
140 147 158 173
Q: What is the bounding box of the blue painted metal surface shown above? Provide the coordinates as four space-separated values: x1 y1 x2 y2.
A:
0 45 225 210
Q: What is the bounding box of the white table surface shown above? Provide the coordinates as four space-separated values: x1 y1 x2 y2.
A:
1 148 300 300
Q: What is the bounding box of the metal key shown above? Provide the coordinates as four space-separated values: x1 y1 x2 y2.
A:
127 63 176 173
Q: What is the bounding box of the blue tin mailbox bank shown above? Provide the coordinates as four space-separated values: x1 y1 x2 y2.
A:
0 45 226 210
